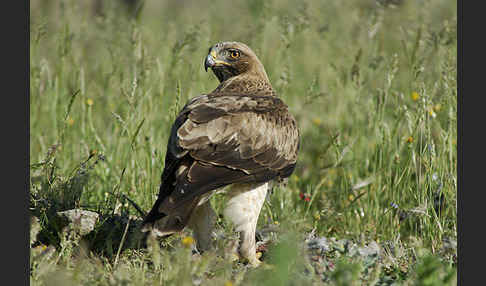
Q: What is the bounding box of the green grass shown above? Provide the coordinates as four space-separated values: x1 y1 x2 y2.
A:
30 0 457 284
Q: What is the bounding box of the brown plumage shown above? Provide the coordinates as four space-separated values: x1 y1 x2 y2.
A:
141 41 300 266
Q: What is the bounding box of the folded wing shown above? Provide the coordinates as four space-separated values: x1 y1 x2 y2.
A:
142 93 299 229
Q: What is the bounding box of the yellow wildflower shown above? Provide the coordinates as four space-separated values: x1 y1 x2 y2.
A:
224 281 233 286
181 236 195 247
427 106 437 118
86 98 94 106
66 116 74 126
406 136 414 144
312 118 322 126
411 92 420 101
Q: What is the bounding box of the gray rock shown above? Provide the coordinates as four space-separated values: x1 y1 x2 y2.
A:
307 237 330 254
57 209 99 236
441 237 457 253
30 216 41 246
358 241 380 257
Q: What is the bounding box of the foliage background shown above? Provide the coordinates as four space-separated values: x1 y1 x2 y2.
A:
30 0 457 285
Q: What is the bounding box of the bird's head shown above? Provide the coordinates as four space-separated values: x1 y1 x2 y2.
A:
204 41 269 84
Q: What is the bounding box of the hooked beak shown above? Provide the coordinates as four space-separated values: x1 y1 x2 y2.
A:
204 54 216 72
204 48 230 72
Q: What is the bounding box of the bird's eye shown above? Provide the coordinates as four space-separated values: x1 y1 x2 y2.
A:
230 50 240 59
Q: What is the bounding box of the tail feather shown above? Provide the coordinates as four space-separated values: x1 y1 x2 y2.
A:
141 157 278 237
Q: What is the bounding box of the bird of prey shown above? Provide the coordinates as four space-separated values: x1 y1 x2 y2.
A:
141 41 300 266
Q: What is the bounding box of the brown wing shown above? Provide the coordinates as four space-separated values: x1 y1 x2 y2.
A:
142 93 299 227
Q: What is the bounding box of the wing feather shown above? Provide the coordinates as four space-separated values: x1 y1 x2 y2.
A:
142 93 299 225
177 95 298 173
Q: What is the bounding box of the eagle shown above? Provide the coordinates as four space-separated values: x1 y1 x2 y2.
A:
141 41 300 266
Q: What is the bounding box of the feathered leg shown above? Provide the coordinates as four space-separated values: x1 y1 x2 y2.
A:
223 182 268 266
